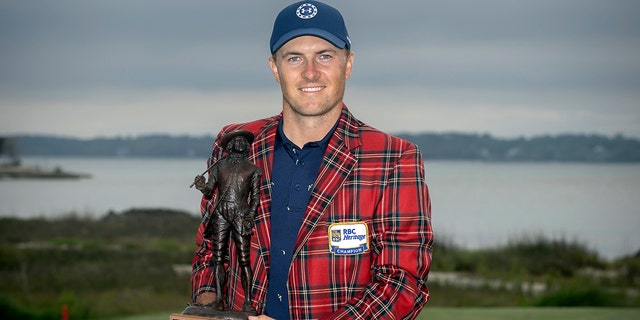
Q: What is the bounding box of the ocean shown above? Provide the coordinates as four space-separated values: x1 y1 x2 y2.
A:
1 157 638 260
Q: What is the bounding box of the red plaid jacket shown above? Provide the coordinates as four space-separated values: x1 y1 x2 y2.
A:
192 106 433 319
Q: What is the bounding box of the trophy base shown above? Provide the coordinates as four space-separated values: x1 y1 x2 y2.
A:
170 304 257 320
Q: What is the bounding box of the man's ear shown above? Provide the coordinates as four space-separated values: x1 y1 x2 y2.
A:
269 56 281 84
345 51 354 79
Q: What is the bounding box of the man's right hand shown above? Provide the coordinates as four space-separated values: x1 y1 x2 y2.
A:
248 316 275 320
195 291 217 306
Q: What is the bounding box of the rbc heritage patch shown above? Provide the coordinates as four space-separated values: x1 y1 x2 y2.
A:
328 222 370 255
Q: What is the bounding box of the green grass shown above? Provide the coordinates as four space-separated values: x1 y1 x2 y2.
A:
419 307 640 320
2 210 639 319
103 311 181 320
103 308 640 320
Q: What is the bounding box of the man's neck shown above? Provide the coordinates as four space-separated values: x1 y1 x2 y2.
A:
281 108 341 148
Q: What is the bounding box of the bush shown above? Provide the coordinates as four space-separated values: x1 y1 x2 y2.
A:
0 295 58 320
535 286 621 307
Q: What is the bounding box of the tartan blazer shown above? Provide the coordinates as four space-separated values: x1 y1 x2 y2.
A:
192 106 433 319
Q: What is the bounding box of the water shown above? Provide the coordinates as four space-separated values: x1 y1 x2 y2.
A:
0 157 205 217
427 161 640 260
1 157 638 260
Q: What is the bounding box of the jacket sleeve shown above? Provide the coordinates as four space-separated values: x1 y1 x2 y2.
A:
323 144 433 320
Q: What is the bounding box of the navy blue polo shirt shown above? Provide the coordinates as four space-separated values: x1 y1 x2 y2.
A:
264 119 336 318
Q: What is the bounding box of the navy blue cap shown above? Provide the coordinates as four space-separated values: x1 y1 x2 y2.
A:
270 1 351 54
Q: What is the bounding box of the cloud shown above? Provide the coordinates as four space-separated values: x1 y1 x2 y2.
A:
0 0 639 138
0 88 281 138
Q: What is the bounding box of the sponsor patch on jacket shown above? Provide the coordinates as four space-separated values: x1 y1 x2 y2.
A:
328 222 369 255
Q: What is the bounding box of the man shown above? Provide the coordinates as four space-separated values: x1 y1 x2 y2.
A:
191 1 433 319
193 130 261 313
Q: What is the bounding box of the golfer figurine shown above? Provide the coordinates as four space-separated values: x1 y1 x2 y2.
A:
187 130 261 318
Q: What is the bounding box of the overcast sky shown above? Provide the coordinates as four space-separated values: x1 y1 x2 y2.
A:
1 0 639 139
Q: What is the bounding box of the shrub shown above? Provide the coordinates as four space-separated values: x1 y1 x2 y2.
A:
535 286 620 307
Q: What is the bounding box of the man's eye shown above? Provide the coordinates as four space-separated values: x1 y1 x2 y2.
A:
288 56 302 63
319 54 332 60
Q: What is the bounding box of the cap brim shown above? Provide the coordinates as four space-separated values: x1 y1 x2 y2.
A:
271 28 347 54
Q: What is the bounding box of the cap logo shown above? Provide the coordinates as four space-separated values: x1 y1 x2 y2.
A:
296 3 318 19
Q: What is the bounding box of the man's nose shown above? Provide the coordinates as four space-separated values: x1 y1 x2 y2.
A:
302 60 320 81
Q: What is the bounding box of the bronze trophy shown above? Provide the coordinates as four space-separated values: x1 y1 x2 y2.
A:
176 130 261 320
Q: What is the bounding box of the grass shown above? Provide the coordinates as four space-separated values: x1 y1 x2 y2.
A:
1 208 639 319
419 307 640 320
102 308 640 320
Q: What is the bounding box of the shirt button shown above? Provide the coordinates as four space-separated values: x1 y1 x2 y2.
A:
281 249 286 255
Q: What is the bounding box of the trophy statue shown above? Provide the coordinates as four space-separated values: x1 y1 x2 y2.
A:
176 130 261 320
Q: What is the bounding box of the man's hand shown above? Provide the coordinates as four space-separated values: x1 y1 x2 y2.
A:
195 292 217 306
248 316 275 320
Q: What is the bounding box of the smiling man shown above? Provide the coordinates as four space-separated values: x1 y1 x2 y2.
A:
190 2 433 319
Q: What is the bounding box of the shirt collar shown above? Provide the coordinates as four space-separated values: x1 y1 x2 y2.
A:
276 116 338 150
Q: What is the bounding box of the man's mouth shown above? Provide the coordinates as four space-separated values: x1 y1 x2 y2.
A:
299 86 324 93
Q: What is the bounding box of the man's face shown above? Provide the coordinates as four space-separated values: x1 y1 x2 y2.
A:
269 36 353 119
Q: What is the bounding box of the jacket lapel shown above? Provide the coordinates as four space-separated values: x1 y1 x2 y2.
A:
293 106 361 255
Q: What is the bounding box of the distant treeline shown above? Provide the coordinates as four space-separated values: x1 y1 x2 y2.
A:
397 132 640 162
5 132 640 162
